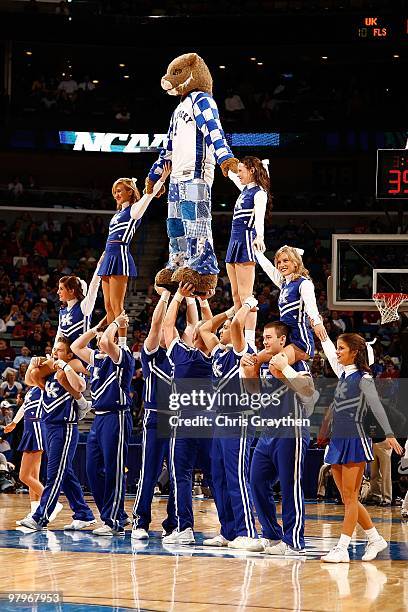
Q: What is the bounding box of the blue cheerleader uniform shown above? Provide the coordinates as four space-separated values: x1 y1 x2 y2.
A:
225 185 262 264
325 370 374 465
98 206 140 277
18 387 45 453
278 277 314 357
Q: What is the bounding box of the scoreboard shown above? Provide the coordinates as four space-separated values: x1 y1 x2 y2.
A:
376 149 408 199
356 16 408 39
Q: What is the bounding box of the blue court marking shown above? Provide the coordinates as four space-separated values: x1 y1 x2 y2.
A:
1 529 407 561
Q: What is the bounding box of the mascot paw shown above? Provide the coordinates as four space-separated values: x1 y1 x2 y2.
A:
145 177 165 198
155 268 178 292
220 157 239 177
172 268 217 297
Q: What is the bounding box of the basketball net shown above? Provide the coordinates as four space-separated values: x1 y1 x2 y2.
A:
373 293 408 324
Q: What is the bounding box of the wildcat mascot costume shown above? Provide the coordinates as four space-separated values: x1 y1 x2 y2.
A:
145 52 238 295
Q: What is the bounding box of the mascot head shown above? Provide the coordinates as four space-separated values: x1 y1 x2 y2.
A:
161 53 213 97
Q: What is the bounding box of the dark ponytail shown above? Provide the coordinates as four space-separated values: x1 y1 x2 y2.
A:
241 156 273 207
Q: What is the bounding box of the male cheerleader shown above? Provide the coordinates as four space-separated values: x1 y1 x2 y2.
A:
21 338 95 531
162 283 213 544
71 312 134 536
241 321 316 556
199 297 263 551
131 286 177 540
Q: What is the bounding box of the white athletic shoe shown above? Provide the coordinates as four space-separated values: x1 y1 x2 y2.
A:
49 502 64 523
264 541 306 556
321 545 350 563
16 512 33 526
203 534 229 547
259 538 281 551
228 536 264 552
131 528 149 540
362 537 388 561
162 528 195 545
92 524 125 537
64 519 97 531
20 517 45 531
123 517 132 527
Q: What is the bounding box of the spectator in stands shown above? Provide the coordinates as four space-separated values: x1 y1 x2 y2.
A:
224 89 245 122
0 318 6 333
0 368 23 401
115 106 131 123
25 329 45 355
0 340 15 363
8 178 24 200
331 311 346 333
351 266 372 297
0 401 14 426
4 305 20 330
13 347 31 370
78 75 95 92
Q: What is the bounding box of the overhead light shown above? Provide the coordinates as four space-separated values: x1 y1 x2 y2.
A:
92 80 99 84
219 65 226 69
393 54 400 58
250 57 256 61
257 62 263 66
119 63 126 68
124 75 130 79
321 56 328 60
62 72 66 76
68 16 72 21
25 51 32 56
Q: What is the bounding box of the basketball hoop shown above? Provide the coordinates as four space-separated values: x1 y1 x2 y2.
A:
373 293 408 324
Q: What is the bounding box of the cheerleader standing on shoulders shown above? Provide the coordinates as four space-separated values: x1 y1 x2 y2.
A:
98 163 171 348
4 384 46 525
320 333 403 563
226 157 270 351
255 245 327 369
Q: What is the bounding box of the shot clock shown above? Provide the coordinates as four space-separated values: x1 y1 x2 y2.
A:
376 149 408 199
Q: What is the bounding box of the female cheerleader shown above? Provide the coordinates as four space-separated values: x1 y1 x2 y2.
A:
4 382 46 525
98 163 171 347
226 157 270 350
255 245 327 368
320 333 403 562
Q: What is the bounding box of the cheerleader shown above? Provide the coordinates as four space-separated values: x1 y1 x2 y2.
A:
320 333 403 563
255 246 327 366
98 163 171 347
226 157 270 350
3 384 47 525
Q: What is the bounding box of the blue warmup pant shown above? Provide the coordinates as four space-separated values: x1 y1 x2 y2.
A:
169 426 213 532
33 423 94 527
250 434 309 550
132 409 176 533
212 426 257 540
86 411 132 530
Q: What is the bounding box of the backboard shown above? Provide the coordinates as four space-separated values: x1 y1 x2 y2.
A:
328 234 408 312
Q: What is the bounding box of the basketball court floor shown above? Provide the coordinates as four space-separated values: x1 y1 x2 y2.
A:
1 494 407 611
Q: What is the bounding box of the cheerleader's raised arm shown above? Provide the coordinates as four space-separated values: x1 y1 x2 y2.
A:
131 163 171 222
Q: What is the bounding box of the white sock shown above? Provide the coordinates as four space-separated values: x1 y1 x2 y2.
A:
30 500 39 513
245 330 256 352
338 533 351 549
365 526 381 542
118 337 127 348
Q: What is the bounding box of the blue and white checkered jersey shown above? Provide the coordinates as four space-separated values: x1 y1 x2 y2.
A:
42 372 83 424
107 206 141 245
59 302 90 343
23 386 43 421
141 344 173 410
148 91 234 186
89 347 135 412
